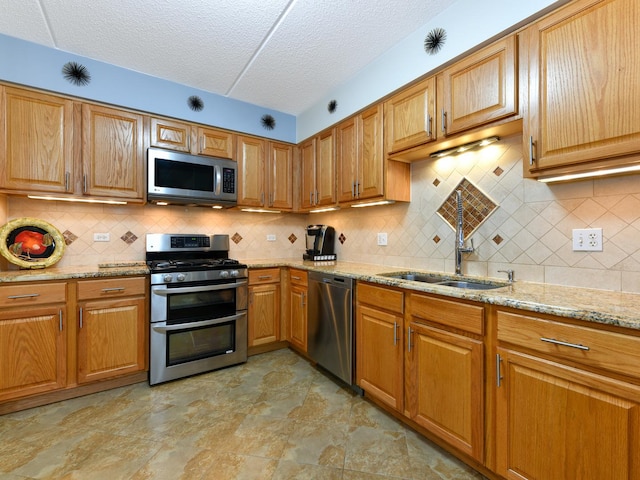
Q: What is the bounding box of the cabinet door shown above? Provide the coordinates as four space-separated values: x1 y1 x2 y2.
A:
358 104 384 200
356 304 404 412
0 306 66 401
1 87 74 193
337 116 358 203
81 104 145 200
407 322 484 462
196 126 234 159
268 141 293 210
77 296 147 383
150 117 191 152
496 348 640 480
299 138 316 210
248 283 280 346
315 129 336 207
237 135 266 207
525 0 640 172
438 35 517 136
384 76 436 153
289 284 307 352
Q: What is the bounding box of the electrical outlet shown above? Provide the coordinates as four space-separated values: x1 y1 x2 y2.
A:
572 228 603 251
266 234 276 241
93 232 110 242
377 232 388 246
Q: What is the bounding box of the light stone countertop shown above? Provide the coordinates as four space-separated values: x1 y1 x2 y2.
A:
245 258 640 332
1 259 639 332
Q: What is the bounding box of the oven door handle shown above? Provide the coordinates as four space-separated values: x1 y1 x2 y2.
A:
151 280 247 296
151 313 246 332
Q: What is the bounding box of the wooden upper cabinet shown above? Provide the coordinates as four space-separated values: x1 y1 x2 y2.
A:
315 128 337 207
195 126 235 159
525 0 640 174
237 135 266 207
150 117 191 152
268 141 293 210
384 76 436 154
299 138 316 210
81 103 145 200
0 87 74 193
438 35 517 136
338 105 384 203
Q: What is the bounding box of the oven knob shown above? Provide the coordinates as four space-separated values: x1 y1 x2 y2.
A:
219 270 230 278
176 273 186 282
163 274 173 283
230 270 239 277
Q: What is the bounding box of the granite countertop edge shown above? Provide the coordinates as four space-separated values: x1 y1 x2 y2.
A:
1 259 638 331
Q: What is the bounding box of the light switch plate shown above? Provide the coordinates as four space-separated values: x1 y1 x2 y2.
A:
377 232 388 246
93 232 110 242
572 228 602 251
266 234 276 241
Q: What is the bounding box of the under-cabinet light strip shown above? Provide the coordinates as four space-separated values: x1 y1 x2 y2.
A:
28 195 127 205
538 164 640 183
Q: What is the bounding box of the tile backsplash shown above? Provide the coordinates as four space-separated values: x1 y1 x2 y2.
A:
4 134 640 293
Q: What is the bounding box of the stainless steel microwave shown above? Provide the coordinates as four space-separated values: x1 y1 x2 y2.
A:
147 147 237 207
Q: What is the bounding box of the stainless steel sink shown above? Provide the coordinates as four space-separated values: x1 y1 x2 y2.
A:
436 280 505 290
379 272 507 290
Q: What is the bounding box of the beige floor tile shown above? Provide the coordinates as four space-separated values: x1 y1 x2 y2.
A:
0 349 485 480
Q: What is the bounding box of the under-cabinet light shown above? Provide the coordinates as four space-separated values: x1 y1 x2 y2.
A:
429 136 500 158
538 164 640 183
28 195 127 205
351 200 395 208
309 206 340 213
240 208 282 214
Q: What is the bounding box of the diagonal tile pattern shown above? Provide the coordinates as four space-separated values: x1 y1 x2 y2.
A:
0 349 485 480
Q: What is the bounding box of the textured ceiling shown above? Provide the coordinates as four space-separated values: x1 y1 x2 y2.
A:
0 0 459 115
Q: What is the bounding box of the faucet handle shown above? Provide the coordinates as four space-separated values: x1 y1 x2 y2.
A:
498 269 514 282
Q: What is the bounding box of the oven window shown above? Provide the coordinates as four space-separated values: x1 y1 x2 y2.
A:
167 288 235 322
167 321 235 366
154 158 214 193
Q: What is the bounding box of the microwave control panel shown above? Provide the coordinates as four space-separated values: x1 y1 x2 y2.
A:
223 168 235 193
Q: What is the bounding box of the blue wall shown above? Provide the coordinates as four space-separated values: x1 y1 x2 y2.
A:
0 33 297 143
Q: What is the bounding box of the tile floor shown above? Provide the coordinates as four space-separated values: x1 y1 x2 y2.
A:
0 349 486 480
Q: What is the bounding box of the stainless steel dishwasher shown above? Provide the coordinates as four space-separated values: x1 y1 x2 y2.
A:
307 271 355 386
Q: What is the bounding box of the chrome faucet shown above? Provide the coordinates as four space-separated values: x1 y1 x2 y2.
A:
455 190 474 275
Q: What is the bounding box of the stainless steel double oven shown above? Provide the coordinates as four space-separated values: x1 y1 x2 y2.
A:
147 234 248 385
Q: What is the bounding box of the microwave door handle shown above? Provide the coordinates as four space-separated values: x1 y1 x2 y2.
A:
151 280 247 296
214 165 222 195
152 313 246 332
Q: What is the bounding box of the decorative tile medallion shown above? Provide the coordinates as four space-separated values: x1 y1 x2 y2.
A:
121 231 138 244
288 233 297 244
437 178 498 238
62 230 77 245
231 233 243 244
433 235 441 244
433 178 441 187
493 234 504 245
493 166 504 176
339 233 346 244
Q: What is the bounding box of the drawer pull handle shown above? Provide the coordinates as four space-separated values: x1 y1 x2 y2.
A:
291 276 301 280
102 287 126 293
7 293 40 299
540 337 590 351
258 275 272 280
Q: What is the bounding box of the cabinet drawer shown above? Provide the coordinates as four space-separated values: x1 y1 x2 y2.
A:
0 282 66 307
357 283 403 314
410 293 484 335
497 310 640 380
289 269 308 287
249 268 280 285
77 277 146 300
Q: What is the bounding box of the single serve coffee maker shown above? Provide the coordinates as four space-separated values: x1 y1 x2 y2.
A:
303 224 336 261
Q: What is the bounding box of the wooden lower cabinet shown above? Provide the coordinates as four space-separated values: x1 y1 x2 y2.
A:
495 348 640 480
0 305 67 402
356 282 404 412
248 268 281 347
288 269 308 352
406 321 484 462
